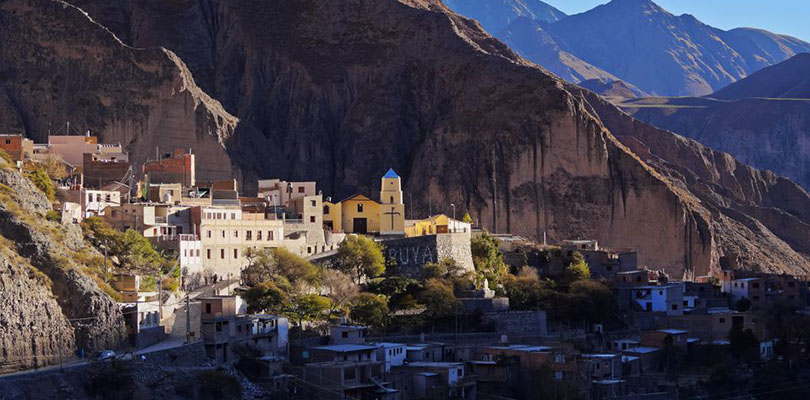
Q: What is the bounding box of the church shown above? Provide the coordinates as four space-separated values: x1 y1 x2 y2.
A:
322 168 405 236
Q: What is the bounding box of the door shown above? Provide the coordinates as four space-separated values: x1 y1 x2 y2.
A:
353 218 368 234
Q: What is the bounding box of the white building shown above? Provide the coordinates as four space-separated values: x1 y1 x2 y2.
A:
257 179 316 208
730 278 758 302
629 285 684 315
83 189 121 218
374 342 406 372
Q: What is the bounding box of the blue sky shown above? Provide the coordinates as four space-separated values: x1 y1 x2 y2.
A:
545 0 810 41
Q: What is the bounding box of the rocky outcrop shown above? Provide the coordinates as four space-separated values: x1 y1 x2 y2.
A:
0 0 238 181
0 251 75 373
57 0 810 278
0 164 126 371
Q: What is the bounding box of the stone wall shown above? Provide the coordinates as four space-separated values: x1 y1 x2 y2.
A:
382 233 473 277
483 311 548 337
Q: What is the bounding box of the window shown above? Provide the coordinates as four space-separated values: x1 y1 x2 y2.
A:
220 249 225 259
683 301 689 306
234 230 238 238
257 231 262 240
184 249 188 257
342 331 348 338
311 200 316 207
671 304 678 310
752 282 760 289
310 216 316 223
111 210 117 218
4 139 10 144
205 303 211 314
268 231 274 241
207 230 212 238
246 231 252 241
105 194 111 202
207 249 211 259
554 354 565 363
357 203 364 212
554 371 564 380
324 205 330 214
196 249 200 257
96 194 101 202
298 187 305 193
719 318 726 324
234 249 238 259
307 247 312 254
216 322 222 332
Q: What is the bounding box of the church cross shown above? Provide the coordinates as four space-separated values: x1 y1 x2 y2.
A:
383 207 401 229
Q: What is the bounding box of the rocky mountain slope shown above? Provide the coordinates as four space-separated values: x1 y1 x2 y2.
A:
619 54 810 190
711 53 810 100
451 0 810 96
496 17 630 87
43 0 810 279
443 0 566 33
0 160 126 373
0 0 238 182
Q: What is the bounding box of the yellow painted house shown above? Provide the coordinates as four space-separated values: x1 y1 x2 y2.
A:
405 214 472 237
323 168 405 235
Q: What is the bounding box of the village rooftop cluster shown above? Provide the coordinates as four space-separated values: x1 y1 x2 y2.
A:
2 132 809 400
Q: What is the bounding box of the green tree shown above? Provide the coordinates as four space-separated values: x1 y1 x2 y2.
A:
420 278 456 319
734 297 752 312
349 293 390 329
115 229 163 271
462 213 472 223
288 294 330 327
242 281 288 314
335 235 385 284
27 165 54 201
241 247 320 292
563 252 590 283
366 276 423 311
471 231 508 287
569 280 616 323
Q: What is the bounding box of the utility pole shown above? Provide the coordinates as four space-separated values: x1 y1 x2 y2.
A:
450 203 456 232
185 295 191 344
103 239 108 282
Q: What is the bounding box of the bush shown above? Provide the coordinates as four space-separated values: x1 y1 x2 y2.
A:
161 277 179 292
420 278 456 319
45 210 60 222
26 166 54 201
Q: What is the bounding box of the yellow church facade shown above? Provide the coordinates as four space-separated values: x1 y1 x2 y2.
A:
323 168 405 235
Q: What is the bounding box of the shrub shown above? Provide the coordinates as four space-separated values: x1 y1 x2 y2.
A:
26 166 54 201
161 277 179 292
45 210 60 222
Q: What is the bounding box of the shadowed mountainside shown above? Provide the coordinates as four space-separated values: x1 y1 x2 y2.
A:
0 0 807 279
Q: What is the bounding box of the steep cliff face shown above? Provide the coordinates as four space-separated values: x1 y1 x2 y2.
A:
9 0 810 277
0 162 127 372
621 97 810 191
580 89 810 273
0 0 238 181
0 250 75 373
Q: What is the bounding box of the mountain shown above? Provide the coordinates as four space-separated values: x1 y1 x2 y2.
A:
443 0 566 33
546 0 810 96
619 54 810 190
711 53 810 100
496 17 628 87
3 0 810 284
451 0 810 96
578 79 640 98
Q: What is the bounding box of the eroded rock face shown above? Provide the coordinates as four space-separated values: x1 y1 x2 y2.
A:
0 0 238 181
0 252 75 373
0 165 126 369
7 0 810 278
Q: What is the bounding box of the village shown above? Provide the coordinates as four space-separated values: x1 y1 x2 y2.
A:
2 131 809 400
